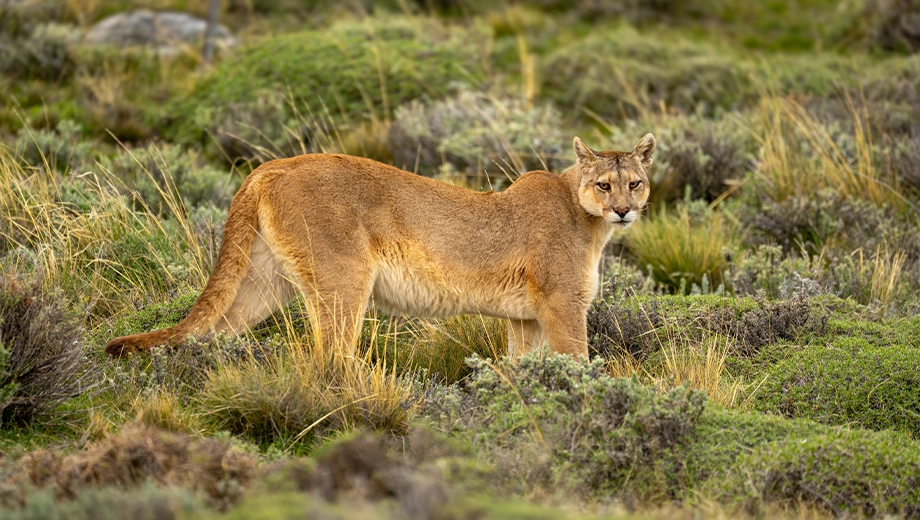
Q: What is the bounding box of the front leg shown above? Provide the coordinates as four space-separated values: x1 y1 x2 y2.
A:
507 319 544 359
538 298 589 359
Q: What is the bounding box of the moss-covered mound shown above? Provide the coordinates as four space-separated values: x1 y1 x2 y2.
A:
168 18 489 160
753 317 920 437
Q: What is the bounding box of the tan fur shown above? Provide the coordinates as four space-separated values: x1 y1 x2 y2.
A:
105 135 655 359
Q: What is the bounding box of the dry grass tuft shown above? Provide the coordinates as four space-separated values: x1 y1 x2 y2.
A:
132 392 199 434
754 96 910 210
0 147 212 318
404 314 507 383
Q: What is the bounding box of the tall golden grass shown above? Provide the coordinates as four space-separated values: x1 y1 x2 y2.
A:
0 143 210 318
754 96 910 210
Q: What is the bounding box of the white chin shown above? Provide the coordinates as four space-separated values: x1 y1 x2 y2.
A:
609 220 633 228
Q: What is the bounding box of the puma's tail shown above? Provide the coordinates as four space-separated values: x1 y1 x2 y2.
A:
105 176 262 357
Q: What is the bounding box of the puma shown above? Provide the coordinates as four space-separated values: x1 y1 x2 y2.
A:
105 135 655 359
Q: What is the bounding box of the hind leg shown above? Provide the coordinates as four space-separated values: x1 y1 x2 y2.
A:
216 235 297 334
300 260 375 354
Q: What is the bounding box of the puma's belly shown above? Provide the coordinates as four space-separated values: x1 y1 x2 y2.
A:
371 255 536 320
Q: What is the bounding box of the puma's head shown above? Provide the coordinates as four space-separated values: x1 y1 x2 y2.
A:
572 134 655 229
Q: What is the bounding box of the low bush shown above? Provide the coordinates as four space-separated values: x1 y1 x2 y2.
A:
7 424 257 509
731 243 920 312
13 120 94 174
862 0 920 53
744 188 920 262
753 328 920 437
0 23 78 82
0 277 87 426
588 294 827 361
100 143 238 214
541 27 753 121
389 90 567 179
425 352 707 499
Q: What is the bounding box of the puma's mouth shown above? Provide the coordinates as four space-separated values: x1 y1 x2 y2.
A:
605 212 636 227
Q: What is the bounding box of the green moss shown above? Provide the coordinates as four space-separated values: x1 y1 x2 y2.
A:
684 407 828 486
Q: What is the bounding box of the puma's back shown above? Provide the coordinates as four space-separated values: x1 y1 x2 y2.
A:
105 135 655 359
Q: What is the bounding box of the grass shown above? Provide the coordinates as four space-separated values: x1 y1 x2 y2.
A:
753 96 912 210
0 143 213 319
626 204 736 293
196 334 412 451
1 2 919 518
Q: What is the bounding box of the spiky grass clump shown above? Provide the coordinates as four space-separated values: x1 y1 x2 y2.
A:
0 276 88 425
196 339 412 449
132 392 199 434
627 205 735 294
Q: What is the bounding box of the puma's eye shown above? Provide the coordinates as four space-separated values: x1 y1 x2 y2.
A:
597 182 611 191
629 181 641 190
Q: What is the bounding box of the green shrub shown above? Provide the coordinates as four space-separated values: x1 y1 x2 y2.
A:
588 293 827 361
13 120 94 174
542 25 920 123
100 143 238 213
169 17 490 162
0 22 78 82
731 241 920 312
753 330 920 436
861 0 920 53
743 187 920 261
389 90 567 179
541 26 753 121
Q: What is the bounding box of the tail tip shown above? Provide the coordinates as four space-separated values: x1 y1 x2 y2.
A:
105 337 139 357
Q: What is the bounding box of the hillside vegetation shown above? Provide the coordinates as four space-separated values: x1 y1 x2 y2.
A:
1 0 919 518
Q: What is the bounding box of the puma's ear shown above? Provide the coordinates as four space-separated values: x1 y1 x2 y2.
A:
573 136 597 165
633 133 656 168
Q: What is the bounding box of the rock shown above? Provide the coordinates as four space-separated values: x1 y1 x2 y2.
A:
84 10 238 54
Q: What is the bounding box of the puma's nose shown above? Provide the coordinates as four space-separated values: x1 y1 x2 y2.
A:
612 207 630 218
